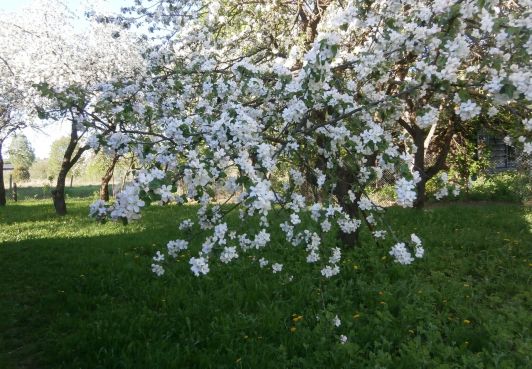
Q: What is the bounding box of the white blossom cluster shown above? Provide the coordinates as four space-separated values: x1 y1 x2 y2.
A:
389 233 425 265
434 172 461 200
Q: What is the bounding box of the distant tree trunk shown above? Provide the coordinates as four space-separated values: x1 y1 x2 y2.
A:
410 116 456 209
70 175 74 188
0 142 6 206
52 120 87 215
100 154 119 201
12 182 17 202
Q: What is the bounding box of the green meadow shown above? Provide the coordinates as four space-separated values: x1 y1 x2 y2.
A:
1 199 530 368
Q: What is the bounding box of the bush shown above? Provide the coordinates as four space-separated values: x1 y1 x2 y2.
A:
13 166 30 182
461 172 531 203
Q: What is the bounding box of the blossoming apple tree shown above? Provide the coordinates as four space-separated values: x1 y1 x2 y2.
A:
81 0 531 284
0 0 144 214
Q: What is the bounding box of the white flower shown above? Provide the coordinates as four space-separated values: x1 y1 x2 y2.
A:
307 251 320 263
220 246 238 263
337 217 361 234
259 257 269 268
290 213 301 225
389 242 414 265
167 239 188 258
357 196 374 211
329 247 342 264
415 107 439 129
435 187 449 200
524 119 532 131
321 265 340 278
214 223 228 243
373 230 387 239
155 185 174 203
410 234 422 247
315 169 326 188
189 256 210 276
455 100 481 120
89 200 107 219
321 219 332 232
179 219 194 230
153 251 165 262
87 135 100 150
333 315 341 327
253 230 270 249
395 178 417 208
151 264 165 277
339 335 348 344
272 263 283 273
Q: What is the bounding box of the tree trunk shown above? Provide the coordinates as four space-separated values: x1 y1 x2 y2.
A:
52 120 88 215
333 166 362 248
412 128 427 209
412 116 456 209
0 142 6 206
52 167 68 215
100 155 119 201
70 175 74 188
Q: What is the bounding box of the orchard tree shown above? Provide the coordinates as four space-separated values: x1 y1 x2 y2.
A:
0 20 33 205
1 0 144 214
0 93 28 205
79 0 530 342
8 134 35 182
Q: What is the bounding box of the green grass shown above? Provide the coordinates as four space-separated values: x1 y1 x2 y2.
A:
0 199 531 368
5 184 103 201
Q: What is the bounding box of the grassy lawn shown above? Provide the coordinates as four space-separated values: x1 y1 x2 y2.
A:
0 199 530 368
5 185 103 201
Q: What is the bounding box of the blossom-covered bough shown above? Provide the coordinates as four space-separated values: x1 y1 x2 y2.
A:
78 0 532 344
84 0 530 302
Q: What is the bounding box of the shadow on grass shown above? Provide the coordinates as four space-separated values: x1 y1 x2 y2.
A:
0 202 530 369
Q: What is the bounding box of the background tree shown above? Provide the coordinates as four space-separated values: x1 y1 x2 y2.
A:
1 0 144 214
0 103 27 206
8 134 35 182
29 159 51 182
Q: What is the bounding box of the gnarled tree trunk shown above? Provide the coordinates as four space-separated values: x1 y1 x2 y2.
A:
100 154 119 201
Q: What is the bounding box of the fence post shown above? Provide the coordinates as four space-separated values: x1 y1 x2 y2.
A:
12 182 17 202
9 174 12 190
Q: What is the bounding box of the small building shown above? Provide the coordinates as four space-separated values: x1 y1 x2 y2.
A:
478 135 517 171
3 162 14 172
